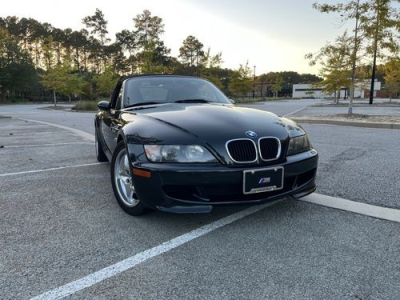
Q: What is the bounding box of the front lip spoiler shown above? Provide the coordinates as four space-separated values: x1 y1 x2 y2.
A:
156 205 213 214
156 185 316 213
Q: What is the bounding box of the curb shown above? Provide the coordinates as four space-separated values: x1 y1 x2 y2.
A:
291 118 400 130
311 104 400 108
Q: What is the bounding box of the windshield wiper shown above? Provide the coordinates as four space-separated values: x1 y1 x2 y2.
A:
174 99 211 103
125 101 164 108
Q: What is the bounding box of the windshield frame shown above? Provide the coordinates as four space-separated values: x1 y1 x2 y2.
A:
123 76 231 108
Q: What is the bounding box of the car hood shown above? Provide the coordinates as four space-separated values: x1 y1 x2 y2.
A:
123 103 290 142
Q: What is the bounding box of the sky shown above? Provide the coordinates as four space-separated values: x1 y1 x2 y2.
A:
1 0 356 75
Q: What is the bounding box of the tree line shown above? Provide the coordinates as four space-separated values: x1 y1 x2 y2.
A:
0 9 322 104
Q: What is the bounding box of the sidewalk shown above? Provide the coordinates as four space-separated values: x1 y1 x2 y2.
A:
291 101 400 130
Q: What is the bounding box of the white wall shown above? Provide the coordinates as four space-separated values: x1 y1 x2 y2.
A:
292 81 381 99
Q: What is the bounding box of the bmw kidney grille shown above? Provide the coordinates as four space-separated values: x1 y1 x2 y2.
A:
226 138 281 163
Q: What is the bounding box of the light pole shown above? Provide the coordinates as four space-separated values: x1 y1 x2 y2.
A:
369 1 380 105
349 0 360 115
253 65 256 99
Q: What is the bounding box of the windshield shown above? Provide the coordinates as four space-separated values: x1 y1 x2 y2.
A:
123 77 231 107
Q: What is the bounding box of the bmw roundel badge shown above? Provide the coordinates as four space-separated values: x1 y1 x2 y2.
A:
245 130 258 138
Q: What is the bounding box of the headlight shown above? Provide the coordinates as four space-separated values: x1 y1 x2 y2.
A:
144 145 217 163
287 135 311 156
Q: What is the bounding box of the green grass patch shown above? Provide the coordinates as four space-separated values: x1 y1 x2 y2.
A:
74 100 98 111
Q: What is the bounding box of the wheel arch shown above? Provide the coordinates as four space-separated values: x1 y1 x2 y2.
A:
117 134 124 143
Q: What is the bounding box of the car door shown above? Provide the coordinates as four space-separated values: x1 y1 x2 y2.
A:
101 81 123 154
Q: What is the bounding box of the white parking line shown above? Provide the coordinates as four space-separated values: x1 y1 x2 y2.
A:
4 142 93 148
0 162 107 177
300 193 400 223
30 199 283 300
283 106 307 117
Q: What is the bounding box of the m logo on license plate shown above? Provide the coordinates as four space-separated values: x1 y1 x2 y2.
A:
258 177 271 184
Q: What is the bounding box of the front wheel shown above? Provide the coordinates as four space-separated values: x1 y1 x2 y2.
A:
111 141 149 216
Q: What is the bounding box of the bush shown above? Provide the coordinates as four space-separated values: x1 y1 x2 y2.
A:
74 100 98 111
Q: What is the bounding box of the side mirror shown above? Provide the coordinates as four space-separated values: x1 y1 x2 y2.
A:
97 101 110 111
229 99 235 104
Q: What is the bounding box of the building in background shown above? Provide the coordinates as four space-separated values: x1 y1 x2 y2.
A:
292 80 381 99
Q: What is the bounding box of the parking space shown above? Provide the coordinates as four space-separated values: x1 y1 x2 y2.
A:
1 114 400 299
0 143 96 175
0 118 94 174
0 165 243 299
73 200 400 300
303 124 400 209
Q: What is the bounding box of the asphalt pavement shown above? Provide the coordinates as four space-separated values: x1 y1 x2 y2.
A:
73 200 400 300
237 98 320 116
304 123 400 209
1 101 399 300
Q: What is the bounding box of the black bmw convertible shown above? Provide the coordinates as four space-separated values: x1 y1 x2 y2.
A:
95 75 318 215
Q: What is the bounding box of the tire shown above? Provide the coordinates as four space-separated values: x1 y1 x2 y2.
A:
110 141 149 216
95 127 108 162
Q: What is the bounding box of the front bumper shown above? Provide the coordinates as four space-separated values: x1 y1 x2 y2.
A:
131 149 318 213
